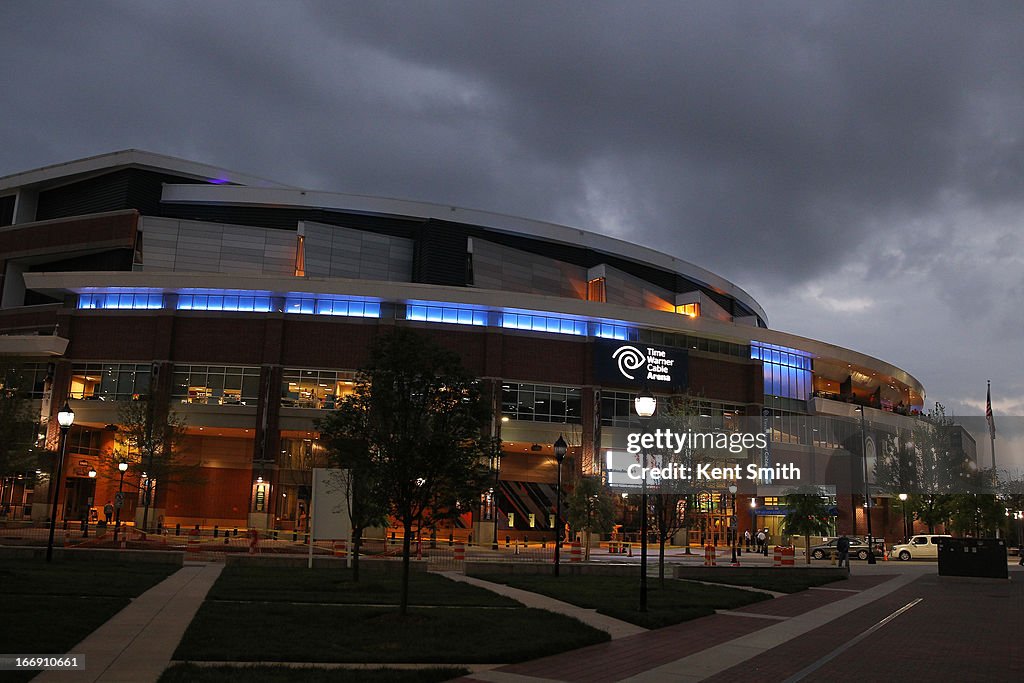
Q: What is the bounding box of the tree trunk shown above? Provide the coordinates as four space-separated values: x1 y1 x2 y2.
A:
683 524 691 553
400 518 413 616
659 535 666 587
352 526 362 582
805 532 811 564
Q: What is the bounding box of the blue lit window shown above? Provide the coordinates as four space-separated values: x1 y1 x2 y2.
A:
78 293 163 310
406 305 487 326
752 343 812 400
594 323 632 340
178 294 272 312
499 313 585 336
284 297 380 318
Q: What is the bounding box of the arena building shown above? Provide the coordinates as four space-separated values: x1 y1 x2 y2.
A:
0 150 932 546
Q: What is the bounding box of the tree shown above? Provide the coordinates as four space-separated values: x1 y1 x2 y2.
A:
780 487 834 564
315 416 388 582
565 476 616 561
339 329 491 615
102 398 199 531
0 360 41 478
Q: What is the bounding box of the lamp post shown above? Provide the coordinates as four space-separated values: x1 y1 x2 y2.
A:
898 492 909 541
114 461 128 541
553 435 567 577
46 401 75 562
634 387 656 612
728 483 738 565
856 406 876 564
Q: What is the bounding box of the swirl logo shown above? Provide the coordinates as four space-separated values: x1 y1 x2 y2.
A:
612 345 646 380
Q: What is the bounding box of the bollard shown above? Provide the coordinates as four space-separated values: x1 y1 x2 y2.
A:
773 546 783 567
293 530 298 542
175 523 181 536
430 531 436 549
273 530 278 541
831 549 837 566
233 527 238 537
704 543 716 566
81 520 88 538
505 535 511 548
214 525 219 538
224 533 229 545
449 531 454 547
333 540 347 557
187 528 200 555
63 520 69 531
454 541 465 562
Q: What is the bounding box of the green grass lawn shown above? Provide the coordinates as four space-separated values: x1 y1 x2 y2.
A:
174 603 607 663
683 573 848 593
175 566 606 663
0 560 177 683
207 566 516 606
160 664 468 682
476 574 772 629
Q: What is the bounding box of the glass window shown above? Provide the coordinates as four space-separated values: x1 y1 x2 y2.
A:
281 368 358 409
284 297 380 318
406 305 487 326
79 293 163 310
69 363 152 400
501 383 582 423
1 362 50 399
171 365 262 405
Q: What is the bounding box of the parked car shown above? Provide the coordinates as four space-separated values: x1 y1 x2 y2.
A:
809 537 870 560
891 534 952 561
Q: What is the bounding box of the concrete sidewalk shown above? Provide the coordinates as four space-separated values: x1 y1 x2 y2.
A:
35 562 223 683
442 572 647 640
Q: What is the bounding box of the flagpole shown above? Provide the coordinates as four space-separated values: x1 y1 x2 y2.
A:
987 380 996 471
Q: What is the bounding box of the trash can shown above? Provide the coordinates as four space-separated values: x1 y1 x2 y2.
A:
937 538 1007 579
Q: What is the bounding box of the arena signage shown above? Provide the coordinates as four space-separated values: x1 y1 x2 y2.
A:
593 339 688 390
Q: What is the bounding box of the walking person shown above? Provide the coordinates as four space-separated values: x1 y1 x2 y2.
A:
756 528 766 555
744 529 751 552
836 534 851 569
103 501 114 525
762 528 770 556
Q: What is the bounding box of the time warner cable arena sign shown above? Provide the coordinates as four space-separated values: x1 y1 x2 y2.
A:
593 339 688 390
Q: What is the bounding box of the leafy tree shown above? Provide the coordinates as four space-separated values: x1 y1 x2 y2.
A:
0 361 41 478
339 329 491 615
314 417 389 582
565 476 616 561
102 398 199 531
780 487 834 564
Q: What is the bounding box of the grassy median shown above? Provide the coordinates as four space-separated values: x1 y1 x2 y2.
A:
474 574 772 629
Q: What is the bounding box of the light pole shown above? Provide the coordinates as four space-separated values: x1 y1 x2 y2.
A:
898 492 909 541
114 461 128 541
46 401 75 562
729 483 738 565
634 387 656 612
856 406 876 564
750 497 757 551
553 435 567 577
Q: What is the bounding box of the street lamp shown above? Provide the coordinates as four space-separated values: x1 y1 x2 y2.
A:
634 387 656 612
898 492 909 541
114 461 128 542
553 434 568 577
46 401 75 562
728 483 739 565
855 406 876 564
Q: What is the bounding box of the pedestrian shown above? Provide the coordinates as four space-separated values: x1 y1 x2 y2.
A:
756 528 766 555
744 529 751 552
836 534 851 569
762 528 770 556
103 501 114 524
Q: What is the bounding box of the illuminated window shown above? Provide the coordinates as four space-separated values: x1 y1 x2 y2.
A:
284 297 380 318
752 343 812 401
500 313 586 335
171 365 261 406
587 277 606 302
281 368 357 409
79 293 163 310
675 303 700 317
593 323 632 340
69 363 153 400
406 305 487 326
178 294 273 312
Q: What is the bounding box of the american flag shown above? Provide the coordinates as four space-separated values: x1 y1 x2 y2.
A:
986 382 996 440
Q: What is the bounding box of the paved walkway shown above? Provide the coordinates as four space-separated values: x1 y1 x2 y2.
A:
35 562 223 683
442 572 647 640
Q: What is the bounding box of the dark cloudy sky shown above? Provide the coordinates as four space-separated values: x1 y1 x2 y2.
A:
2 1 1022 469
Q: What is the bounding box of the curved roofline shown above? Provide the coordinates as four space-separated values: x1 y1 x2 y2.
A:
161 183 768 324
